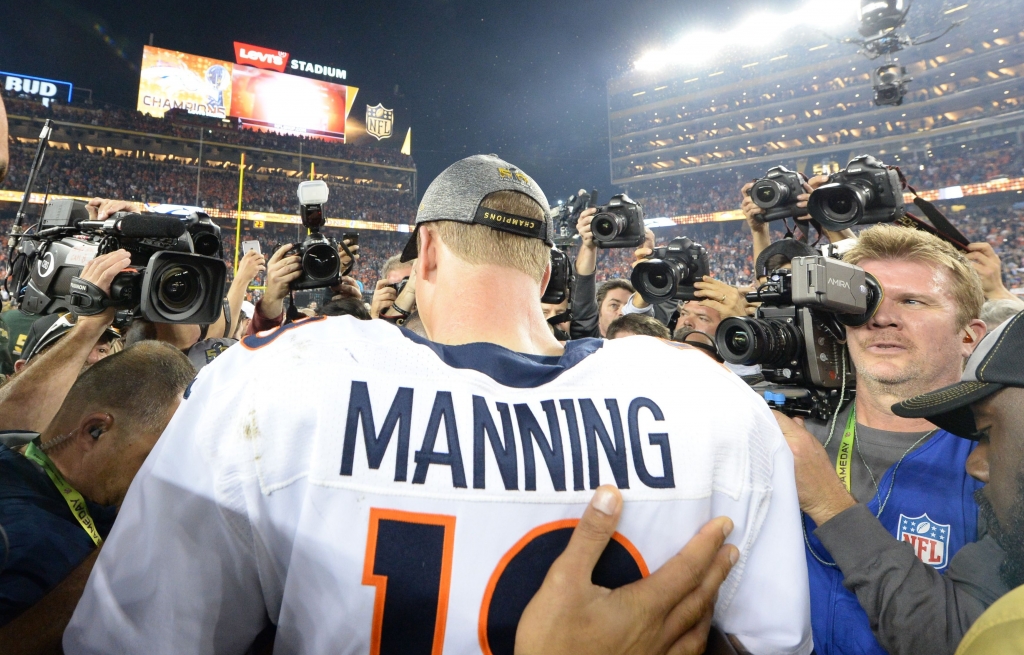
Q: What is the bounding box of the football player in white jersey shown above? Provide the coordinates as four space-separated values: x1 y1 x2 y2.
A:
65 155 812 655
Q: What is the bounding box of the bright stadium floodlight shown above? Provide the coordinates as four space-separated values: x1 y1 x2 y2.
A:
632 0 861 71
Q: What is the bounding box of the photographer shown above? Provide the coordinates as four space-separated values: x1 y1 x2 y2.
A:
0 341 194 649
369 254 413 319
66 155 812 655
776 225 993 655
0 250 131 434
247 241 361 335
891 311 1024 653
740 174 855 268
569 208 635 338
606 313 670 340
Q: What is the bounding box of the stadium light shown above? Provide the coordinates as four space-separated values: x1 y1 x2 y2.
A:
634 0 860 72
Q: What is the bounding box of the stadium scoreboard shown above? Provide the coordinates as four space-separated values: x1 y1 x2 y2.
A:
136 44 408 147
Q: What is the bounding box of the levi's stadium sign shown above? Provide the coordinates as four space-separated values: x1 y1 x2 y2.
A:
233 42 289 72
232 41 346 80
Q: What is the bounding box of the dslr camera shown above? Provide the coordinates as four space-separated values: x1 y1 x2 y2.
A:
288 180 344 290
9 198 226 324
550 189 595 247
591 194 646 249
808 155 905 232
749 166 809 223
716 255 881 419
541 247 574 306
631 237 710 304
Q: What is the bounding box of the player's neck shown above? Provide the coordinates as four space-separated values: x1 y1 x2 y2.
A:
423 267 564 357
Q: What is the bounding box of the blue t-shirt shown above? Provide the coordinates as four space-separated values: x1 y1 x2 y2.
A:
0 444 117 626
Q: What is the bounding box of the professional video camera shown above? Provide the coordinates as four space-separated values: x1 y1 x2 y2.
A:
591 194 646 249
749 166 809 223
287 180 345 290
6 198 227 325
716 255 882 419
631 237 709 304
551 189 594 247
872 64 913 106
807 155 904 233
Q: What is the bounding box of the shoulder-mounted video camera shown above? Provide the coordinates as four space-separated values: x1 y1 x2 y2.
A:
551 189 595 248
8 198 226 325
716 255 883 419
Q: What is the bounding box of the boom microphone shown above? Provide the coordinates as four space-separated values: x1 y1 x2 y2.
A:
80 214 187 239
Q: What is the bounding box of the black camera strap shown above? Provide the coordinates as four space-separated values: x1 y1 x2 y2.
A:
67 277 115 316
894 169 970 251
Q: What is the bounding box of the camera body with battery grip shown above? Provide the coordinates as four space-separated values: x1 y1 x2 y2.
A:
749 166 809 223
807 155 905 232
7 198 227 325
631 236 710 304
287 180 346 291
591 193 646 249
715 254 882 419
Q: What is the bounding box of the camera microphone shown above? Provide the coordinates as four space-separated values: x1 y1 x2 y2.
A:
79 214 187 239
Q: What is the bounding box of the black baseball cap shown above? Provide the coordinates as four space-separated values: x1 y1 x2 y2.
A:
399 154 552 263
893 310 1024 438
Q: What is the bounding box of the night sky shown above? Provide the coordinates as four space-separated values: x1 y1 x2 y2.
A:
1 0 802 202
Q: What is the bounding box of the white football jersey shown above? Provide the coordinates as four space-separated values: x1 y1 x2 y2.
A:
65 316 811 655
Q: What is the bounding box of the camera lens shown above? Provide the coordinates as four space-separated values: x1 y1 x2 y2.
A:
192 232 220 257
752 179 787 209
716 317 801 367
631 259 689 303
593 212 625 241
809 183 873 231
154 266 202 317
303 242 341 281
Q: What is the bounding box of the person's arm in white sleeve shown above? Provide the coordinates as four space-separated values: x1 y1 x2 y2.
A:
713 401 813 655
621 293 655 316
63 369 270 655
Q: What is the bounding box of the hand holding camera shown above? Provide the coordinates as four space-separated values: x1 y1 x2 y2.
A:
286 181 344 291
68 249 132 328
693 277 753 320
262 244 302 321
748 166 809 223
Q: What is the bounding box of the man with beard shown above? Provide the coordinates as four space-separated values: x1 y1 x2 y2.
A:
773 225 994 654
893 310 1024 652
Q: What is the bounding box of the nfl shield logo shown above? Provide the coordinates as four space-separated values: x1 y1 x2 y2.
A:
897 514 951 569
366 104 394 140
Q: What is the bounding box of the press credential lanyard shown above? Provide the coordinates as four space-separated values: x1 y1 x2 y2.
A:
836 408 857 493
23 442 104 547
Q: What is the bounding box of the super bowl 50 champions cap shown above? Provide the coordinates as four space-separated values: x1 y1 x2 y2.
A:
894 310 1024 437
400 154 552 262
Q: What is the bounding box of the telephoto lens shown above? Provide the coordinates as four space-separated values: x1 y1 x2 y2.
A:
140 251 226 324
716 317 802 368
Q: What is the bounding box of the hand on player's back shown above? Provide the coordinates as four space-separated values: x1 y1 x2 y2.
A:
516 486 739 655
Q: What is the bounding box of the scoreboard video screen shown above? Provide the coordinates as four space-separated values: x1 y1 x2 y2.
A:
137 45 353 141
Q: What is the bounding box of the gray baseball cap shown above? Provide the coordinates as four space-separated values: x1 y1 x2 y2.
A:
400 154 552 262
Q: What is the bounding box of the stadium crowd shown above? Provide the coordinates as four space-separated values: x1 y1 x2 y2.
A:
4 90 1024 655
1 93 414 168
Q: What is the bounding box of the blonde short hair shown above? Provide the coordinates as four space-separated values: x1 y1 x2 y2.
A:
430 190 550 283
842 224 983 329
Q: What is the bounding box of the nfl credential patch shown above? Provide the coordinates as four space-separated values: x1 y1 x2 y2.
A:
897 514 951 569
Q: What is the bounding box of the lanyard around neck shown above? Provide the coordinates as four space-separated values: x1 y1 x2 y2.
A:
836 407 857 493
23 442 104 547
